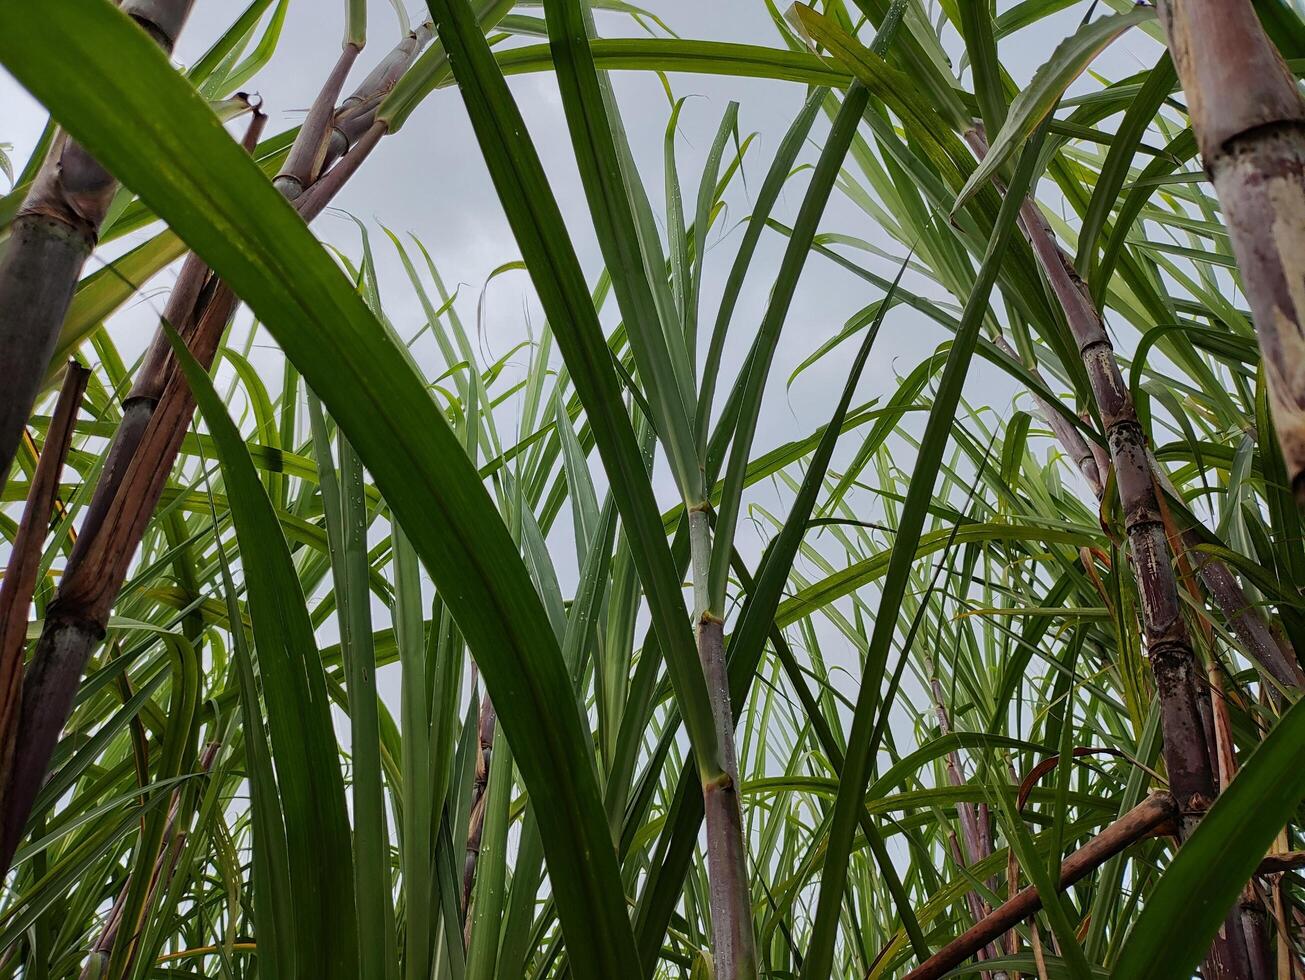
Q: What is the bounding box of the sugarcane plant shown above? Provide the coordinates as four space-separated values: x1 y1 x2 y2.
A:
1 0 1305 978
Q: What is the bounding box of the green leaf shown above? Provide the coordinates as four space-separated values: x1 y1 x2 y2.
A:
1114 693 1305 979
952 8 1153 214
801 119 1050 980
0 3 638 975
166 325 360 978
422 0 722 781
707 80 870 613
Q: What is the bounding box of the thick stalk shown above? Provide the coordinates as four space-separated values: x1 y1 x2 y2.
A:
0 283 239 868
0 0 196 491
274 42 363 199
0 363 89 788
904 793 1178 980
1156 0 1305 508
689 507 756 980
964 129 1254 979
994 332 1301 691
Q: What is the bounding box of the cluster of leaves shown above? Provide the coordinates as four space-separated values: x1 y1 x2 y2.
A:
1 0 1304 978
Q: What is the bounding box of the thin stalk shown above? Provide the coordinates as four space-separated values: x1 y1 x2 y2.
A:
321 23 434 173
1156 0 1305 508
927 674 1000 970
903 793 1178 980
990 333 1103 498
78 742 219 980
0 362 88 790
0 0 195 491
964 128 1256 978
1209 661 1276 980
689 505 756 980
1151 454 1303 693
461 689 496 941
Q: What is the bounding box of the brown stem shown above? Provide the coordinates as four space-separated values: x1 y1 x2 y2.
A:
929 675 1000 970
320 23 434 172
964 126 1256 978
689 508 757 980
1155 0 1305 509
0 284 239 869
0 8 432 881
1256 852 1305 875
0 0 196 492
968 130 1216 811
461 689 496 939
0 362 88 788
990 249 1299 693
698 616 756 980
274 43 363 199
904 793 1178 980
80 741 220 979
991 334 1104 498
66 110 264 573
1150 452 1303 692
0 28 428 867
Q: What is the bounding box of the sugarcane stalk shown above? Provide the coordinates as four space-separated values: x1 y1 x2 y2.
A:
461 689 496 942
904 793 1179 980
1155 0 1305 509
0 0 196 493
320 24 434 173
79 741 219 980
274 41 363 200
964 128 1257 979
1151 453 1303 693
927 674 1001 973
0 21 435 876
992 331 1302 691
65 25 424 566
0 282 239 866
689 505 757 980
0 362 88 791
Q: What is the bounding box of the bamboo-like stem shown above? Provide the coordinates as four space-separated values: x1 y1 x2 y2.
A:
1155 0 1305 509
321 23 434 172
79 741 219 979
0 21 436 874
993 331 1301 690
0 0 196 492
689 506 757 980
274 42 363 199
975 136 1217 809
62 29 425 567
0 362 88 789
904 793 1178 980
964 128 1256 979
461 689 496 939
0 283 239 867
927 673 1000 972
